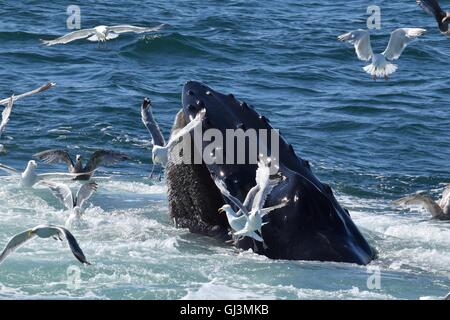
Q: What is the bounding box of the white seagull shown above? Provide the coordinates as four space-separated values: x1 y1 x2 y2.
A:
215 160 288 243
141 97 206 167
0 83 55 151
338 28 426 80
0 160 85 188
0 225 90 265
41 24 165 46
43 181 98 228
394 185 450 220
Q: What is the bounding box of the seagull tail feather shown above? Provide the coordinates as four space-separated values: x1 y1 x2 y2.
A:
363 62 397 77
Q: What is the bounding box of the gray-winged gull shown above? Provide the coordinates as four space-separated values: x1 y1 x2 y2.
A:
33 149 130 180
0 225 90 265
338 28 426 80
41 24 165 46
215 160 288 243
140 97 206 167
0 160 86 188
394 185 450 220
43 181 98 228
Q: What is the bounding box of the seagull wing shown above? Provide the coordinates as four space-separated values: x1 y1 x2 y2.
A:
166 109 206 149
393 193 443 218
382 28 426 61
417 0 447 22
242 185 259 211
85 150 130 172
0 229 36 264
252 161 281 211
33 149 75 169
75 182 97 208
41 29 96 46
260 200 289 217
0 82 55 106
141 98 165 146
0 97 14 137
108 24 165 34
213 176 249 215
41 181 74 210
46 226 90 265
338 29 373 61
0 162 19 176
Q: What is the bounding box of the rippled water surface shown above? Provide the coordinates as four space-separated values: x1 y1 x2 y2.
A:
0 0 449 299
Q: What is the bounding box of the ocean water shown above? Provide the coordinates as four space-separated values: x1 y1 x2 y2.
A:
0 0 449 300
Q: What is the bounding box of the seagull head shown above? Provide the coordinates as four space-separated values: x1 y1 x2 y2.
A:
76 154 82 163
27 160 37 169
218 204 233 216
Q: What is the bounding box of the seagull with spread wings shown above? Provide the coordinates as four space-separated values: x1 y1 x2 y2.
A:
141 97 206 167
41 24 165 46
0 160 87 188
0 225 90 265
43 181 98 228
33 149 129 180
215 160 288 243
393 185 450 220
338 28 426 80
417 0 450 36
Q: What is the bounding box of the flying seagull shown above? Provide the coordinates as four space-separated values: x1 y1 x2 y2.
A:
338 28 426 80
33 149 130 180
0 82 55 106
0 225 90 265
41 24 165 46
0 97 14 143
0 83 55 151
141 97 206 167
215 160 288 243
43 181 98 228
393 185 450 220
417 0 450 35
0 160 87 188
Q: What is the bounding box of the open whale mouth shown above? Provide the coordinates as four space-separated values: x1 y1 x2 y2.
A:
177 80 375 265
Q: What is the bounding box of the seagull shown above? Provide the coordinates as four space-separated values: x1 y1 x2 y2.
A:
33 149 129 180
0 160 86 188
141 97 206 167
0 83 55 151
0 97 14 149
215 160 288 243
417 0 450 36
43 181 98 228
0 225 90 265
393 185 450 220
338 28 426 80
41 24 165 46
0 82 55 106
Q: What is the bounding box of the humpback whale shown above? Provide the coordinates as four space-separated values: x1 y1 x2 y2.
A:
162 81 375 265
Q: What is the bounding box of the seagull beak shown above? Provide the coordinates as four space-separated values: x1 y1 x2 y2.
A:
27 230 33 237
218 208 225 214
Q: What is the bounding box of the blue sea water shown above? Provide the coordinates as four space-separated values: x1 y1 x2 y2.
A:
0 0 449 299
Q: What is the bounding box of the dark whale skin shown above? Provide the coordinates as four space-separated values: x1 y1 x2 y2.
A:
179 80 375 265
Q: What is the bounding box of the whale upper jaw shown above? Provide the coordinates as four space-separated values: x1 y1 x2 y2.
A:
180 80 375 265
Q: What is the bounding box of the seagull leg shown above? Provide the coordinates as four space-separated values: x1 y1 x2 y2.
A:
384 75 389 81
149 164 155 179
372 75 377 81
